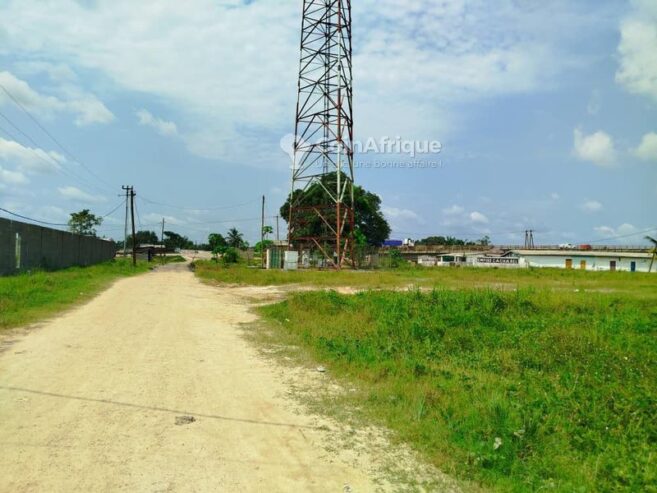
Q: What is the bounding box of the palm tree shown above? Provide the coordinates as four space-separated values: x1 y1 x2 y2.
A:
227 228 245 249
646 236 657 273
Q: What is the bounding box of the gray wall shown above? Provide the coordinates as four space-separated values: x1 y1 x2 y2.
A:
0 217 116 276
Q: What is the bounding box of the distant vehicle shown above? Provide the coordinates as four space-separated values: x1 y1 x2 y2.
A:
559 243 575 250
579 244 593 251
383 240 403 247
403 238 415 247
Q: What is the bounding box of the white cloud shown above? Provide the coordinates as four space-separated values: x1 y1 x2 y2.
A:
34 205 68 223
634 132 657 161
0 166 28 185
58 186 106 203
573 128 616 166
0 71 114 126
0 1 601 165
581 200 603 213
443 205 465 216
594 223 643 245
143 213 183 226
0 137 64 173
13 61 77 83
383 206 424 223
550 193 561 201
137 109 178 137
616 0 657 102
469 211 489 224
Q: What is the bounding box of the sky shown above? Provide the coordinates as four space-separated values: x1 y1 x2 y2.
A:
0 0 655 246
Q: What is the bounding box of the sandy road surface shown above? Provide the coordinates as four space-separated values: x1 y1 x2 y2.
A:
0 264 455 492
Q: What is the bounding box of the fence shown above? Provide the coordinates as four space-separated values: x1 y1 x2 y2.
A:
0 217 117 276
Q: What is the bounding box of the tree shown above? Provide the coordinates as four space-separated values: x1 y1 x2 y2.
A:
68 209 102 236
126 230 159 248
646 236 657 273
208 233 227 251
477 235 491 247
163 231 194 251
417 236 476 247
254 240 274 253
262 225 274 240
227 228 246 249
280 172 391 247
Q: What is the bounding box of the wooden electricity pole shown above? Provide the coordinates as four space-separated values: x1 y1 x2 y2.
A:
129 187 137 267
261 195 265 269
161 217 166 262
275 215 280 242
122 186 130 256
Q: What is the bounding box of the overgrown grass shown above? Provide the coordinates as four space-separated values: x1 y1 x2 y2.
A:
259 289 657 492
154 255 187 265
0 258 151 331
194 261 657 298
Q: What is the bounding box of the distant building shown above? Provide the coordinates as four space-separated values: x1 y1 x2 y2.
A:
510 250 653 273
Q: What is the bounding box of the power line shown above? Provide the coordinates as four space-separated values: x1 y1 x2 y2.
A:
0 206 68 227
139 195 261 212
101 199 127 219
586 226 657 244
0 110 110 195
0 81 116 192
134 195 143 229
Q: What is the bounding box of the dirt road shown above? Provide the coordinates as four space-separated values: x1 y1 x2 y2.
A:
0 264 454 492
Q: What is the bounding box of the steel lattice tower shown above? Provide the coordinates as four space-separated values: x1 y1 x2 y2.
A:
288 0 355 269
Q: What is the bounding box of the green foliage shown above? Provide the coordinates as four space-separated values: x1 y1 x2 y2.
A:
262 225 274 239
68 209 102 236
387 249 404 268
226 227 247 249
280 172 391 246
221 247 240 265
163 230 194 251
254 240 274 254
417 235 477 246
126 230 159 248
260 289 657 492
208 233 227 251
0 259 150 331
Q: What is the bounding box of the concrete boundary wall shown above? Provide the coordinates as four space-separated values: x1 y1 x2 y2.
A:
0 217 116 276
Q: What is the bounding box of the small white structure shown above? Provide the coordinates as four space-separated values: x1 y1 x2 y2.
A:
284 251 299 270
417 255 438 267
512 250 654 273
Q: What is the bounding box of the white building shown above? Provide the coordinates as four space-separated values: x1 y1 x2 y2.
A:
510 250 654 273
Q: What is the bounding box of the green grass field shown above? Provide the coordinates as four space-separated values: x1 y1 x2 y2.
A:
193 261 657 297
194 263 657 491
0 259 150 331
260 288 656 492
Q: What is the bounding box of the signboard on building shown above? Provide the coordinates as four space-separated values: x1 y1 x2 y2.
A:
476 257 519 265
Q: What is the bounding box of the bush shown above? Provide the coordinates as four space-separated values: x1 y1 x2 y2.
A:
221 247 240 265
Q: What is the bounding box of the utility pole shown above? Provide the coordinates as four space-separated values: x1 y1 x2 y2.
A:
275 215 280 242
129 187 137 267
261 195 265 269
161 217 166 262
122 186 130 256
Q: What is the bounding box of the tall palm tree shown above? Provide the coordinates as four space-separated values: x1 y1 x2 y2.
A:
646 236 657 273
227 228 245 249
